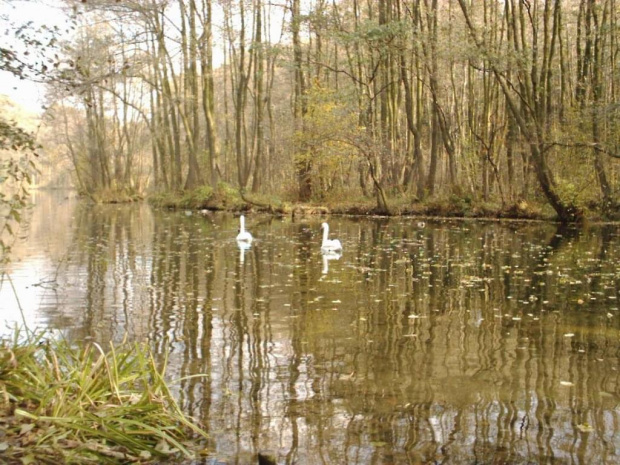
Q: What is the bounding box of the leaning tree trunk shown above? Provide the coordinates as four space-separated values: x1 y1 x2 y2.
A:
458 0 582 223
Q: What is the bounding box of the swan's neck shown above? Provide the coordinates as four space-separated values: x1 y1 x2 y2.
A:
240 216 245 232
322 225 329 243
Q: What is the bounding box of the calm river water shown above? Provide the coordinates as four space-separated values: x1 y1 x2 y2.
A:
1 191 619 464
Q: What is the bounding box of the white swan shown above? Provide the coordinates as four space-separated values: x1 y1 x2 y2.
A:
320 222 342 252
236 215 253 243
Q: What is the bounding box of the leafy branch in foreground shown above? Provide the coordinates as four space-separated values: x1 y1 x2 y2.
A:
0 118 39 263
0 329 209 464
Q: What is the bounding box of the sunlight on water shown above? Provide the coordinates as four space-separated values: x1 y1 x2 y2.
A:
1 191 619 463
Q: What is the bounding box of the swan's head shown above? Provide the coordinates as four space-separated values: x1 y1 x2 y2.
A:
321 222 328 229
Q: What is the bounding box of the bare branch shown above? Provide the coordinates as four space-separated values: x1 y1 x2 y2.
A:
546 141 620 159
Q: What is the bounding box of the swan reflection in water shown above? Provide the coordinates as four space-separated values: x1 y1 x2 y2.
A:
237 239 251 263
321 250 342 275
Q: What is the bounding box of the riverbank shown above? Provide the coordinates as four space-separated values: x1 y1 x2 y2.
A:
147 184 603 222
59 183 618 223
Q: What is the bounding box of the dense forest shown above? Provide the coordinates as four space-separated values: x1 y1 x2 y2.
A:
3 0 620 222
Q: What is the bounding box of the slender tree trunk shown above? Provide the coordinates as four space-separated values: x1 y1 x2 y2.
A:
183 0 204 189
251 0 265 192
292 0 311 200
200 0 220 187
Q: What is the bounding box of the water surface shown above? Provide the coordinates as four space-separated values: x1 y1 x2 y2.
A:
1 191 619 464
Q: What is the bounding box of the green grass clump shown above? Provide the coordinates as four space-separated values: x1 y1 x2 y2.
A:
178 185 214 209
210 182 245 209
0 329 208 464
148 183 249 211
89 188 143 204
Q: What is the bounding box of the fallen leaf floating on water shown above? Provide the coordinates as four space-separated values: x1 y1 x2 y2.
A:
576 423 595 433
564 333 575 338
560 381 574 387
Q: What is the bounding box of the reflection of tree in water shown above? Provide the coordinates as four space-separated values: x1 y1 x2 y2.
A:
65 202 156 342
16 206 619 463
293 221 618 463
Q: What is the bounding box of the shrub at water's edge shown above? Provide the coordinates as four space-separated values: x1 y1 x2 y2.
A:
0 329 209 464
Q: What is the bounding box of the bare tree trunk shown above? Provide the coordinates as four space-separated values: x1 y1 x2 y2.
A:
578 0 612 205
292 0 311 201
251 0 265 193
183 0 204 190
153 7 183 189
423 0 440 196
200 0 220 187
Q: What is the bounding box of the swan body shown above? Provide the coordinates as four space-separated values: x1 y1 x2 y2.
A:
320 222 342 252
236 215 253 243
